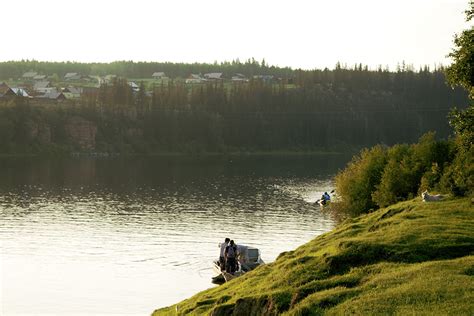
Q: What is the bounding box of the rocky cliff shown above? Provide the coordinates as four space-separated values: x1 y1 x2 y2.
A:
64 116 97 150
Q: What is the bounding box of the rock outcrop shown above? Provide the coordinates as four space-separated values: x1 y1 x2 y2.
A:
30 123 51 144
64 116 97 150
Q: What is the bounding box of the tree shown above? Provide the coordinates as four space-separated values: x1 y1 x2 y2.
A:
440 2 474 196
445 2 474 148
445 2 474 97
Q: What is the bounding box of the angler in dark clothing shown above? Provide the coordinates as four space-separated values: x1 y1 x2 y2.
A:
219 238 230 271
323 192 331 202
318 191 331 206
225 240 238 274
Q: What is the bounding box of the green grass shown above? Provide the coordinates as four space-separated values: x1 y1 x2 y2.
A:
153 198 474 315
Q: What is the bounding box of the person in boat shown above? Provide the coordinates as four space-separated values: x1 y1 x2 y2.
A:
323 192 331 202
219 238 230 271
225 240 238 274
318 192 331 206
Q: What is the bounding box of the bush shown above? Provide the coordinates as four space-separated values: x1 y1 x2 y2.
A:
336 132 459 215
439 146 474 196
335 145 387 215
372 148 413 208
372 133 452 207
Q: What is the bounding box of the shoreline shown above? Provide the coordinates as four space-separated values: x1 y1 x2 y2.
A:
0 150 352 159
153 197 474 315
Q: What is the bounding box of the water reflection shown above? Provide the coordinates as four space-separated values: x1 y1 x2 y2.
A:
0 155 348 315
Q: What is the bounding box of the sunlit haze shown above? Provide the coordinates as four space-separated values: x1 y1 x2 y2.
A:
0 0 471 69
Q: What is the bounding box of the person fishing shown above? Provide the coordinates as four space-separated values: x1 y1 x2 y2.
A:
317 191 332 206
225 240 238 274
323 191 331 202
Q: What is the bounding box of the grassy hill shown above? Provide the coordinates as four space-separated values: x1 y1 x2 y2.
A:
153 197 474 315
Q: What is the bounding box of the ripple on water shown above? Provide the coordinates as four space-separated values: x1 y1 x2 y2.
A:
0 157 343 315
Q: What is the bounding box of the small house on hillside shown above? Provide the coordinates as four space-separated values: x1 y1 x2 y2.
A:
186 74 205 84
11 87 30 98
128 81 140 92
0 82 15 98
64 72 82 81
232 73 248 82
204 73 223 80
33 74 47 81
99 74 117 85
62 86 82 98
39 90 66 100
33 81 52 93
152 72 167 79
253 75 274 83
22 71 37 80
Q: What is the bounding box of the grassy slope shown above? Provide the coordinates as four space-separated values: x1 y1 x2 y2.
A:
153 198 474 315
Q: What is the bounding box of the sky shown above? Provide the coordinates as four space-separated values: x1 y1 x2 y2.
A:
0 0 471 70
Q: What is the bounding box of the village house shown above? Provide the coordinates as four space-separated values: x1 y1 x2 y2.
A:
185 74 206 84
99 74 117 85
33 74 47 81
128 81 140 92
253 75 274 83
232 73 248 82
64 72 83 81
33 81 52 93
39 90 67 100
22 71 37 80
11 87 31 98
62 86 82 98
204 73 223 80
0 82 16 98
152 72 167 79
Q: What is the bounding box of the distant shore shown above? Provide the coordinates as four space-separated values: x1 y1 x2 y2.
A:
0 149 353 159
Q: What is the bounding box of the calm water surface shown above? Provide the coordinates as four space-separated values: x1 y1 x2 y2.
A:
0 155 349 315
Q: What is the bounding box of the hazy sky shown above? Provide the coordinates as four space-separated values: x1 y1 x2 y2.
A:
1 0 471 70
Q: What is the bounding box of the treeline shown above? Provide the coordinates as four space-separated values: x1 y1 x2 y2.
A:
0 59 293 79
0 67 469 155
82 68 467 151
0 59 451 80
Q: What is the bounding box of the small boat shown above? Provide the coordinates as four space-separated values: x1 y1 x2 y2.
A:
316 199 330 207
212 245 264 284
315 191 334 207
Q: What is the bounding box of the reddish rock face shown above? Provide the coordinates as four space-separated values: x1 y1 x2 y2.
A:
29 123 51 144
65 116 97 150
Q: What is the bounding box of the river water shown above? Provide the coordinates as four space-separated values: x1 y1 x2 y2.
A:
0 155 349 315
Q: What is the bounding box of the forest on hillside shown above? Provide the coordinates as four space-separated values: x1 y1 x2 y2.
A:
0 61 469 155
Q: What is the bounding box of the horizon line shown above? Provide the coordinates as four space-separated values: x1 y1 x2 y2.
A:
0 58 450 72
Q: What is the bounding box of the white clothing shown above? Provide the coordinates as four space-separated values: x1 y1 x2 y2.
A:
219 242 228 257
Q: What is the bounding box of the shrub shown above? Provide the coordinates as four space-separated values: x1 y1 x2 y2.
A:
371 145 410 206
439 146 474 196
373 133 452 207
335 145 387 215
419 163 442 193
336 132 460 214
